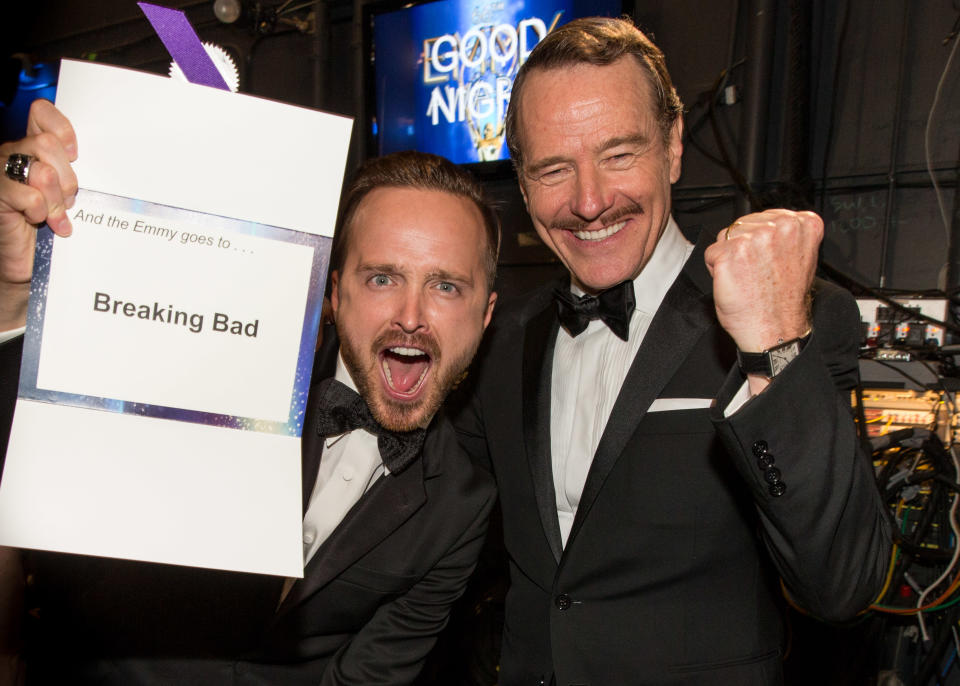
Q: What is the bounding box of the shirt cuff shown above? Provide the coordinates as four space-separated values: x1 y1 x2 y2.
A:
722 379 752 417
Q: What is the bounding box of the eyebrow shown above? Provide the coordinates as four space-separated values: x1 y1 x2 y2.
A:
598 133 651 153
525 133 652 177
358 263 475 287
428 268 475 287
356 261 399 275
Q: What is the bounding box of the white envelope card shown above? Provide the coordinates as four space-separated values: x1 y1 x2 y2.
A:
0 60 353 577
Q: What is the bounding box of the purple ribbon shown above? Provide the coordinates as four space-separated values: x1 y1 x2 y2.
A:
138 2 230 91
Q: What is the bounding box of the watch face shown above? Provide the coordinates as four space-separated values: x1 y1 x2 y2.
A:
769 342 800 376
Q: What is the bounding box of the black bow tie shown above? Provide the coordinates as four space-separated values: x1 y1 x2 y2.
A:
553 280 636 341
314 378 425 475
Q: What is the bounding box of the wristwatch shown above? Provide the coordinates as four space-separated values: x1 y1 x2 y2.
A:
736 332 811 378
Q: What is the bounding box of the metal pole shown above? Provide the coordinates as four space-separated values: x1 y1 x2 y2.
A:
351 0 366 169
312 0 327 110
946 145 960 339
783 0 812 208
736 0 777 216
878 1 911 289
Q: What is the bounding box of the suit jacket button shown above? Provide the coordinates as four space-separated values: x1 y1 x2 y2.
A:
752 440 769 457
769 481 787 497
763 467 782 484
757 453 775 469
555 593 572 610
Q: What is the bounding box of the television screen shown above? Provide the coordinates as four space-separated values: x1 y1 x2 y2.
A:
368 0 621 166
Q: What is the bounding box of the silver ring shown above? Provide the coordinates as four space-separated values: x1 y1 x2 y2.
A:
4 153 34 184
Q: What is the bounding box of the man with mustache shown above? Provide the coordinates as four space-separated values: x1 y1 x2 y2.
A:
454 16 891 685
0 102 497 684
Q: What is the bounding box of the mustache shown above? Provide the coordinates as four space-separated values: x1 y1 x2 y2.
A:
373 331 441 361
550 201 644 232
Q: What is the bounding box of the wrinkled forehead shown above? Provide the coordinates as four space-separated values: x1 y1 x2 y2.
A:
519 61 663 151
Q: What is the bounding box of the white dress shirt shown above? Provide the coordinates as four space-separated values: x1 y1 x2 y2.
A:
301 354 386 565
550 217 693 547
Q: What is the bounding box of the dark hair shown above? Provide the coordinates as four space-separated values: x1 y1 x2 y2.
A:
331 151 500 291
505 16 684 170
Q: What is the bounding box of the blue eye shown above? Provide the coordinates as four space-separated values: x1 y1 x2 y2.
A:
436 282 458 294
371 274 392 286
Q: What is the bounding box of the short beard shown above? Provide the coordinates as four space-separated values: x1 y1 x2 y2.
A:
338 328 479 433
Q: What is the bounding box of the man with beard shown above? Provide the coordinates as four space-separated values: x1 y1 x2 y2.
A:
454 16 891 685
0 101 497 685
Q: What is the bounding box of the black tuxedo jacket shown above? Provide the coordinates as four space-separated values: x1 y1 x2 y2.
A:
0 327 495 685
454 230 891 686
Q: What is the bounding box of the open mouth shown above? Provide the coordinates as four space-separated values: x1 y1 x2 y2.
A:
573 219 627 242
379 345 432 398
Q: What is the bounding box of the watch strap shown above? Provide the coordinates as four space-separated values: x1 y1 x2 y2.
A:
736 332 811 377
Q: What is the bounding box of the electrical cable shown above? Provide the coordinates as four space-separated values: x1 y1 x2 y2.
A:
706 64 762 210
943 629 960 681
279 1 316 16
683 107 729 168
915 449 960 641
870 431 960 621
672 195 735 215
924 11 960 241
682 59 747 172
914 605 960 685
871 531 902 606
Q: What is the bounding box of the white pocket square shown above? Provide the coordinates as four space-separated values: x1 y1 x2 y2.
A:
647 397 714 412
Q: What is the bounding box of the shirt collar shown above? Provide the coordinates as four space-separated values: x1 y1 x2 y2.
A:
0 326 26 345
329 353 391 475
335 352 359 392
633 216 693 315
325 354 362 448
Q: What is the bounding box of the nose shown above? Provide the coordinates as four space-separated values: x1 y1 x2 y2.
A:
393 288 427 334
570 166 612 222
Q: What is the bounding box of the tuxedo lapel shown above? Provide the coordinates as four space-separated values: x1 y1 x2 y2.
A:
278 457 426 612
564 239 718 551
280 323 427 611
522 302 565 564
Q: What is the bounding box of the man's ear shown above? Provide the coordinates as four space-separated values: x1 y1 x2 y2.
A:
482 292 497 330
330 270 340 317
668 117 684 184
